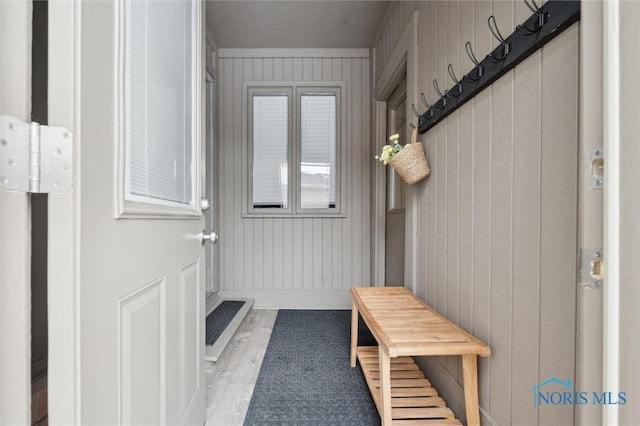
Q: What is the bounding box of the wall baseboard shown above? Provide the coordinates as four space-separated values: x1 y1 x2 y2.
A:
217 289 352 309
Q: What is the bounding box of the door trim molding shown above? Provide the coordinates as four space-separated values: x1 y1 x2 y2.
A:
603 0 621 424
372 10 419 291
48 1 82 423
0 1 33 423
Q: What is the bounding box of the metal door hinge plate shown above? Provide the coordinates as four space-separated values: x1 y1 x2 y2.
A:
589 147 604 189
579 248 603 289
0 115 72 194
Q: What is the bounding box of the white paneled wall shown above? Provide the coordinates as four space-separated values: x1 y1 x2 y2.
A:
373 2 578 425
217 50 371 308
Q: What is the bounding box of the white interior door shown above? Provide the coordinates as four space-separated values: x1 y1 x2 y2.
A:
0 2 32 424
47 1 206 424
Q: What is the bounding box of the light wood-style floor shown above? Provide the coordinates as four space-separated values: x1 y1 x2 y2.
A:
205 309 278 426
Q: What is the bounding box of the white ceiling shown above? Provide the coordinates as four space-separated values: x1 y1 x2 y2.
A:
206 1 390 49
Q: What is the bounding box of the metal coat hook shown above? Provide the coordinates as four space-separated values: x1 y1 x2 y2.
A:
411 103 425 127
415 1 580 134
464 42 484 81
432 79 447 106
447 64 463 95
486 15 510 62
420 92 440 114
525 0 546 26
524 0 540 13
516 0 548 35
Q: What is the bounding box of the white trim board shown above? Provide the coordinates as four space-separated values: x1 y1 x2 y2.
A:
218 290 352 309
603 0 621 424
205 298 254 362
218 48 370 58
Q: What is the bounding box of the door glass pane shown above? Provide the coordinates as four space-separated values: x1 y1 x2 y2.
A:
126 0 193 205
300 94 336 209
253 95 288 208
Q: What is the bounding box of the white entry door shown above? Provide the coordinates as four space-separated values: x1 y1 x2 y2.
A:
47 1 206 424
0 2 32 424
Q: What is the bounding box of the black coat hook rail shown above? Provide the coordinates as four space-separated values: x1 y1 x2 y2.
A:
418 0 580 134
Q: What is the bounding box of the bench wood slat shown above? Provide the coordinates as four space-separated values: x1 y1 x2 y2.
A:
392 407 456 419
390 397 446 408
391 419 463 425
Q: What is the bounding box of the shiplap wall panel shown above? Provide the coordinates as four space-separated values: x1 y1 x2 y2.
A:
445 0 460 383
472 88 492 415
538 25 579 425
373 2 578 423
415 0 429 304
457 0 475 369
446 113 460 380
218 51 370 306
489 72 514 426
489 0 516 418
511 50 542 425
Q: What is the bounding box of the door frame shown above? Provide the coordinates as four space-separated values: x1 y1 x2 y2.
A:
384 80 408 287
47 1 81 422
0 1 33 424
575 2 605 424
205 71 219 297
204 32 219 300
371 10 419 292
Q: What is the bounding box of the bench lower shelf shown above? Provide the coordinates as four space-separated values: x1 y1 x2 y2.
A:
356 346 462 426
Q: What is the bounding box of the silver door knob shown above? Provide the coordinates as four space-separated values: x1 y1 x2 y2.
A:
201 198 211 211
201 230 219 245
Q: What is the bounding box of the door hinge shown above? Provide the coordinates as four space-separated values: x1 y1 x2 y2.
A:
0 115 72 194
579 248 603 289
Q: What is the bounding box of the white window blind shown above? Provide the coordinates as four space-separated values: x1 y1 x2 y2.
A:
126 0 193 205
252 95 288 208
300 95 336 209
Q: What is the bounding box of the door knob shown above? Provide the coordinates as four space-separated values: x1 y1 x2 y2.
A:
201 230 219 245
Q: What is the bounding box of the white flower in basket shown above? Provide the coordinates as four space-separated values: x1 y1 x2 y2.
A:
375 128 430 185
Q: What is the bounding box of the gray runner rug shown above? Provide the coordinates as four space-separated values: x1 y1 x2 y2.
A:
244 309 380 425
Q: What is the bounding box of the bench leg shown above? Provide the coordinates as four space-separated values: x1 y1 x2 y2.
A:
462 354 480 426
379 347 392 426
350 301 358 368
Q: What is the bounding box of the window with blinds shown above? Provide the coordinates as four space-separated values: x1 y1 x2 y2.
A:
245 83 343 217
125 0 194 207
252 95 289 208
300 95 336 209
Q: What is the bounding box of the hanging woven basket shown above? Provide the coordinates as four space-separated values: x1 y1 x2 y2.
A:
389 128 430 185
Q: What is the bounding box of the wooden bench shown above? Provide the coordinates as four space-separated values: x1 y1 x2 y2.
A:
350 287 491 426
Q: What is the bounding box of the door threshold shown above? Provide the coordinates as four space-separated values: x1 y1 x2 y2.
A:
206 293 223 316
205 297 254 362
